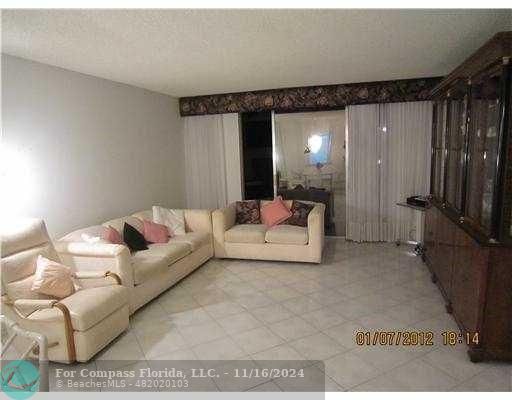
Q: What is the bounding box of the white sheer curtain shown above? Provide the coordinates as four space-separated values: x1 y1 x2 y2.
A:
346 101 432 242
346 104 381 242
184 114 240 209
380 102 433 242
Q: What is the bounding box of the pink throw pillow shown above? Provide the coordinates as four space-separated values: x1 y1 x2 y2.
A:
142 219 171 243
102 226 123 244
261 196 292 227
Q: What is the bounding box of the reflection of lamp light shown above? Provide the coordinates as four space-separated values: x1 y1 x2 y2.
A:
308 135 322 153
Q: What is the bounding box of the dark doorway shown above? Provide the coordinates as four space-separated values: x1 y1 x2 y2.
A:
241 111 274 200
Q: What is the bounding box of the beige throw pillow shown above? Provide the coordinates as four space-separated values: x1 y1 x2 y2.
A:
152 206 185 235
31 255 77 299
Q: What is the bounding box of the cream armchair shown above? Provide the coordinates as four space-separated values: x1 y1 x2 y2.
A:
1 219 129 363
212 201 325 263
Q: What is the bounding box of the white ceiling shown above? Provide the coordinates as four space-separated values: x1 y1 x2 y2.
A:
2 9 511 97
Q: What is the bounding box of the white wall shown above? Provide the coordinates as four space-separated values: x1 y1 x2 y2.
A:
1 55 185 237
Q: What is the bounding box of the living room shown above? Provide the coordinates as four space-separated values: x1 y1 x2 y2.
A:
1 4 512 398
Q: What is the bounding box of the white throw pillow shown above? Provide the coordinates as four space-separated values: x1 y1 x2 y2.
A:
81 233 108 244
152 206 185 235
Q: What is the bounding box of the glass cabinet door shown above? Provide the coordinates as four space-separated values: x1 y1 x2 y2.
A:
445 83 469 212
465 66 502 234
432 99 448 201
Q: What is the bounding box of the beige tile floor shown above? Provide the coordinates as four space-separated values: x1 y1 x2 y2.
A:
90 238 511 391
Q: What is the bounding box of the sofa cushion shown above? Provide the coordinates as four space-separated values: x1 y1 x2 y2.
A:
153 206 186 235
284 201 315 227
169 232 210 251
131 253 168 285
102 226 124 245
142 219 170 244
31 255 77 299
142 242 191 261
225 224 267 244
6 275 51 301
265 225 308 245
260 197 292 227
261 199 293 210
2 242 60 301
131 242 191 284
103 216 143 238
123 223 148 252
59 285 128 331
235 200 261 224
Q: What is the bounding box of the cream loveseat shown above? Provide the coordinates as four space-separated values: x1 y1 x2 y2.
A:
56 209 213 313
212 201 325 263
1 219 130 363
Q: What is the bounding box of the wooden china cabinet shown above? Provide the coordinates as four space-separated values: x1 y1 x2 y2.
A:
423 32 512 362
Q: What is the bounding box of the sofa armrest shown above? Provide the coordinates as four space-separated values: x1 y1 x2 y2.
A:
211 204 236 257
13 299 58 318
55 242 126 257
183 209 213 234
55 242 134 289
74 270 122 286
212 204 236 240
307 203 325 251
74 270 108 279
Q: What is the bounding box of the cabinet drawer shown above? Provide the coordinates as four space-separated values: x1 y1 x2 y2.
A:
434 212 455 297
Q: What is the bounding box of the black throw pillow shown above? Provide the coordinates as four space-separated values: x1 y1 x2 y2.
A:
123 223 148 252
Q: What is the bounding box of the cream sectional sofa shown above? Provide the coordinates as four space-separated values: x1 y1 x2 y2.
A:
212 200 325 263
56 209 213 313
